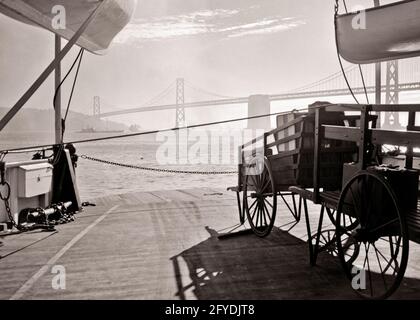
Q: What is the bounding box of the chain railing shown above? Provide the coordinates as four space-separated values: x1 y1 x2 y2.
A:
0 181 27 231
80 155 238 175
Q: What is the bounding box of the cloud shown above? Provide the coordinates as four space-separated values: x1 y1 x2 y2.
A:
226 19 306 38
113 7 305 45
219 19 279 32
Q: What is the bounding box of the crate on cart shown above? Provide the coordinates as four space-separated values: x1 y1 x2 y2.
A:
267 102 358 191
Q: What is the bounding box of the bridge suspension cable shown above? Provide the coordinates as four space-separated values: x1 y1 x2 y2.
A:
184 80 239 100
142 81 176 107
287 64 357 93
95 56 420 118
98 81 177 114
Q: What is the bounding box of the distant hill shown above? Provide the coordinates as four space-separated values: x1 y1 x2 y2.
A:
0 108 128 133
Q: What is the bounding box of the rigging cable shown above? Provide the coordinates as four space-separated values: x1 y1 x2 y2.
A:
50 48 84 165
358 65 370 103
334 0 360 104
53 48 84 113
342 0 370 103
0 106 317 153
64 49 84 123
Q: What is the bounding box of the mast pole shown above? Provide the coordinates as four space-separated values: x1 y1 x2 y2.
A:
55 35 62 144
374 0 381 126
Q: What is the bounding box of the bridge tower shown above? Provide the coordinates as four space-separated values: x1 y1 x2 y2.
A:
382 61 402 129
93 96 101 117
176 78 185 127
247 95 271 131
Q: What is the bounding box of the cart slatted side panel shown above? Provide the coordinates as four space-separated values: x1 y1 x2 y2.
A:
408 200 420 242
268 110 357 191
270 112 306 190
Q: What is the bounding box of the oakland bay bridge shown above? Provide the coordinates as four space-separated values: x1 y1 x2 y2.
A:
93 59 420 130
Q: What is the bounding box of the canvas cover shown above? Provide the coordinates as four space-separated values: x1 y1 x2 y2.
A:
0 0 136 54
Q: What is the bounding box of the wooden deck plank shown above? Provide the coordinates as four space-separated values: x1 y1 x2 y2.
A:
1 188 420 300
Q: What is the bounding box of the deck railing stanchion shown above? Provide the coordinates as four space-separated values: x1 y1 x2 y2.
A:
313 108 321 203
358 105 371 170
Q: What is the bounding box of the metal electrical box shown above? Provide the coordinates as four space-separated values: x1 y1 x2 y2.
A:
18 163 53 198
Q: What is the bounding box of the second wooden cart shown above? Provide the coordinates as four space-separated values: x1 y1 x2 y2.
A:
229 102 420 299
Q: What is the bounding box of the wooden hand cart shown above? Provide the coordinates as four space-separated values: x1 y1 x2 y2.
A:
228 102 420 299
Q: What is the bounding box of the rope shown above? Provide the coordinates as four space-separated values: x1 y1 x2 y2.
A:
80 155 238 175
0 107 311 153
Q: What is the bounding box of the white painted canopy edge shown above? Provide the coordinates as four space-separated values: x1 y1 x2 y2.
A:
336 0 420 64
0 0 136 55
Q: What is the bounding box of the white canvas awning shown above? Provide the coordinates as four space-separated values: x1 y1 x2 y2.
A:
0 0 136 54
336 0 420 64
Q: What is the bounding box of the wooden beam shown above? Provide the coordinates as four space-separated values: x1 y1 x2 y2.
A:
323 103 420 113
323 125 361 142
372 129 420 147
371 104 420 112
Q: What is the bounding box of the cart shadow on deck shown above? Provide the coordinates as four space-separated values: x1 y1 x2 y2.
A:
171 226 420 300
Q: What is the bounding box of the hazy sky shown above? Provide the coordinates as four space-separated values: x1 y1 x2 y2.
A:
0 0 407 129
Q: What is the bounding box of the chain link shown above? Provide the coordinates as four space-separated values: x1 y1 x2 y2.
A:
81 155 238 175
0 182 27 231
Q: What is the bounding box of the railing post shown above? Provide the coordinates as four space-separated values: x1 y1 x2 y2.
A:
358 105 371 170
313 108 321 204
406 111 416 169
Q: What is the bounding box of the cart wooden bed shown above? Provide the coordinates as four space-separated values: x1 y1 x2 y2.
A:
228 103 420 299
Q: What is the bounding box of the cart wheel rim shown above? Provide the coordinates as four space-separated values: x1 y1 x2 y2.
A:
336 170 409 300
243 158 277 237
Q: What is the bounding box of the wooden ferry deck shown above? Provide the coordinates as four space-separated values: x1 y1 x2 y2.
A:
1 187 420 300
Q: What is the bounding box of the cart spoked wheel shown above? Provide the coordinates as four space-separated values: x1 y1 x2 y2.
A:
312 229 338 256
243 158 277 237
311 229 359 264
326 207 359 231
336 171 409 300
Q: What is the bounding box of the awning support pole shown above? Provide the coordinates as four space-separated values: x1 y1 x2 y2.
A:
0 2 104 132
55 35 62 144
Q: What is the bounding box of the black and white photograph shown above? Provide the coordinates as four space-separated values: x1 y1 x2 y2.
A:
1 0 420 305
